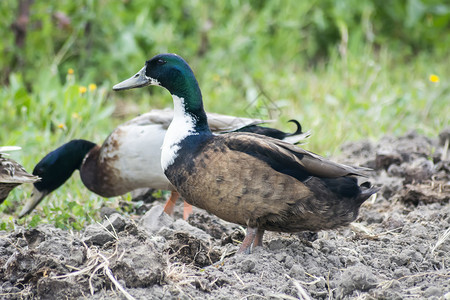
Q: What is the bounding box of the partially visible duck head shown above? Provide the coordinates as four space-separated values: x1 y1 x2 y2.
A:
19 139 96 217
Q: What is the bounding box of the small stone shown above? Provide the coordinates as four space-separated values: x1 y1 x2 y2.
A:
268 239 285 251
344 255 360 266
381 237 391 243
401 249 422 262
383 213 405 231
424 286 441 297
376 150 402 170
37 277 82 299
389 253 410 266
284 255 295 269
327 255 341 267
275 253 285 262
365 211 384 224
240 259 256 273
289 264 304 279
335 265 378 298
416 244 428 254
403 158 434 183
393 267 410 278
102 213 126 232
83 224 115 246
312 239 336 254
406 223 428 238
157 227 175 239
139 205 174 234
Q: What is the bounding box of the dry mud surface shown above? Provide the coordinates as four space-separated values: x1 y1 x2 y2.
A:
1 129 449 300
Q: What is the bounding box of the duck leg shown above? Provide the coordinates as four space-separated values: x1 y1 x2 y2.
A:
163 190 179 216
253 228 265 248
183 201 193 220
163 191 194 220
237 227 258 254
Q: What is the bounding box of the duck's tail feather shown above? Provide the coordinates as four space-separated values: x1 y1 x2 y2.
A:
282 130 311 145
281 119 311 145
287 120 303 135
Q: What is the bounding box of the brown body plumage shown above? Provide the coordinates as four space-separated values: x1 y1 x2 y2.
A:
165 132 375 233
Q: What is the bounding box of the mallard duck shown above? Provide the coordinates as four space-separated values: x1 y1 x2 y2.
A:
0 147 40 203
113 53 379 253
18 109 308 218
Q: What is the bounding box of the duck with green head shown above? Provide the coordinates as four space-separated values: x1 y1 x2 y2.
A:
113 54 379 254
19 109 307 218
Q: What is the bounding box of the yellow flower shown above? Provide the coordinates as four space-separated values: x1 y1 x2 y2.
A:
89 83 97 91
212 74 221 82
72 112 81 120
79 86 87 94
67 68 74 75
429 74 440 83
57 123 66 129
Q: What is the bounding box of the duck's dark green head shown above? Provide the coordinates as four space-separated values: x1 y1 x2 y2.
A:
18 139 96 217
113 53 208 129
113 53 200 97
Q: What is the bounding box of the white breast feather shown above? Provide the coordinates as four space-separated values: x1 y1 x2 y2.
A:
161 95 198 171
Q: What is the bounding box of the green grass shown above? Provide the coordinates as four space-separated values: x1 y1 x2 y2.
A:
1 1 449 230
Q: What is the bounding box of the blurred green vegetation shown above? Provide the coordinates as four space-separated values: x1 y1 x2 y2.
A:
1 0 449 229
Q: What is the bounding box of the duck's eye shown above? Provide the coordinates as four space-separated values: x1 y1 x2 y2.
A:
157 59 166 65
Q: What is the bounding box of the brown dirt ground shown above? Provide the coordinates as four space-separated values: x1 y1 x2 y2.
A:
1 129 449 300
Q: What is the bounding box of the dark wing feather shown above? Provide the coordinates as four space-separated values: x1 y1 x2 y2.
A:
224 132 371 179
